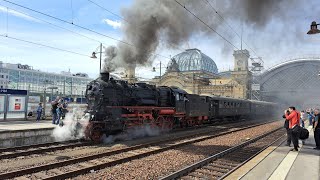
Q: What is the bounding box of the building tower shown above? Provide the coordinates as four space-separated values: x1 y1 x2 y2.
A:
231 49 252 99
234 49 249 71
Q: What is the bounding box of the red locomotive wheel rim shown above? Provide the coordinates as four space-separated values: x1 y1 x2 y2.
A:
90 125 103 142
91 131 102 142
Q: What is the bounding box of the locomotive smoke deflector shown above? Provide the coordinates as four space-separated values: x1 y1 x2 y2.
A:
100 71 109 82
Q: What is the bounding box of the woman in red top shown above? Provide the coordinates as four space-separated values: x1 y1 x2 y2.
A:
285 107 300 151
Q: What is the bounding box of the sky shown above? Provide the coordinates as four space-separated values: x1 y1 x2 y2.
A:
0 0 320 80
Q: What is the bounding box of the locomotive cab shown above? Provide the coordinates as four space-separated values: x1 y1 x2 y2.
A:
171 87 187 114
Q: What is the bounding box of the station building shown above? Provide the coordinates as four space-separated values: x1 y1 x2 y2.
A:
151 48 252 99
0 61 93 100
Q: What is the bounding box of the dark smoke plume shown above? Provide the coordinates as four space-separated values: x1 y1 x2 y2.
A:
231 0 290 27
103 0 301 72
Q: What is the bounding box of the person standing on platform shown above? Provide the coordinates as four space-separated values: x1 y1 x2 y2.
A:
284 106 300 151
313 109 320 150
56 99 63 125
300 110 307 145
308 110 314 127
36 103 42 122
283 110 291 146
51 97 59 124
300 110 307 128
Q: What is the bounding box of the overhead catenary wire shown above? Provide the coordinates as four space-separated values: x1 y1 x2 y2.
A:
86 0 186 52
174 0 238 50
87 0 128 23
1 0 171 60
175 0 253 59
2 5 102 44
203 0 260 58
0 34 90 57
70 0 74 24
6 6 8 35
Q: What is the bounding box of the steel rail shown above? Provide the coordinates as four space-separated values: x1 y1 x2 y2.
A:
0 120 276 179
218 135 286 179
0 141 94 159
0 119 261 159
0 139 84 153
36 121 275 180
160 127 284 180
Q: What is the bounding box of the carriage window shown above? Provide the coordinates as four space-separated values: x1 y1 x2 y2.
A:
179 94 184 101
175 94 179 101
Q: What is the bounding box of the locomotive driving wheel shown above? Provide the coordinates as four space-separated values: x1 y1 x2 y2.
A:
162 117 173 131
90 124 104 142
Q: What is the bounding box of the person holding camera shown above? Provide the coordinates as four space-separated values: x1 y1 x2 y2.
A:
284 106 300 151
283 110 291 146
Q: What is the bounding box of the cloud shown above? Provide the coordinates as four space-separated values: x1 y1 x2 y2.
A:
0 6 39 22
102 19 121 29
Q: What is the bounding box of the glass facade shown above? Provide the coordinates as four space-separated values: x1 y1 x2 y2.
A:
0 63 93 97
171 48 218 74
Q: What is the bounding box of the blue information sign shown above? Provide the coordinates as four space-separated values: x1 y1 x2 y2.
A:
0 89 28 95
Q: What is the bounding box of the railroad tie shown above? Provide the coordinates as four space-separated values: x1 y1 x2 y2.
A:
195 169 221 178
32 172 50 179
13 177 30 180
203 164 230 173
47 168 64 175
188 172 211 179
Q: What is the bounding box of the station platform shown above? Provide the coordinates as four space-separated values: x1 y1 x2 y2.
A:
0 120 56 148
226 126 320 180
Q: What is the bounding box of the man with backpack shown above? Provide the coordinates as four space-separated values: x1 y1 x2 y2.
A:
284 106 300 151
283 110 291 146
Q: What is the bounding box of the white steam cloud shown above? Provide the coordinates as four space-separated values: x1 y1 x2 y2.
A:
103 125 161 144
52 109 89 141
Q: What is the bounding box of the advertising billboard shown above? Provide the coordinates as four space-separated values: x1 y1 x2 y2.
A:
0 96 5 112
8 96 26 112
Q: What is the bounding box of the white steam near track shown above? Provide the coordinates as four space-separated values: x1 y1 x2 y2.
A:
52 109 89 142
103 125 161 144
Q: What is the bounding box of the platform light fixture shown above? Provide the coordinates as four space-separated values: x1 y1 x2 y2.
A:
90 43 103 73
307 21 320 35
90 52 97 59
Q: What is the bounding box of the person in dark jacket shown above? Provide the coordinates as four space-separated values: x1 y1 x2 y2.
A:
313 109 320 150
283 110 291 146
36 103 42 121
51 97 59 124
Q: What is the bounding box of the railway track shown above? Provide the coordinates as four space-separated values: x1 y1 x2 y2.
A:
0 120 279 180
0 119 254 160
160 127 285 180
0 140 94 160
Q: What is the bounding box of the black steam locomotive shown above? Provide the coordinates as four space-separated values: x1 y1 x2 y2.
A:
84 72 277 141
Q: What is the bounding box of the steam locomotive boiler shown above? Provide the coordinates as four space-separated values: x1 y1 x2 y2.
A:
84 72 277 142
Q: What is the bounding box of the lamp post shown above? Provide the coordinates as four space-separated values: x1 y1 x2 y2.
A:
153 61 167 84
47 86 58 102
42 80 50 117
307 21 320 35
91 43 103 73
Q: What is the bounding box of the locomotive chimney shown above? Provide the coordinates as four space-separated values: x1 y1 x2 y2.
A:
100 71 110 82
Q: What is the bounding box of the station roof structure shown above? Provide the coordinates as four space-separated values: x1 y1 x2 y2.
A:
170 48 218 74
256 56 320 107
